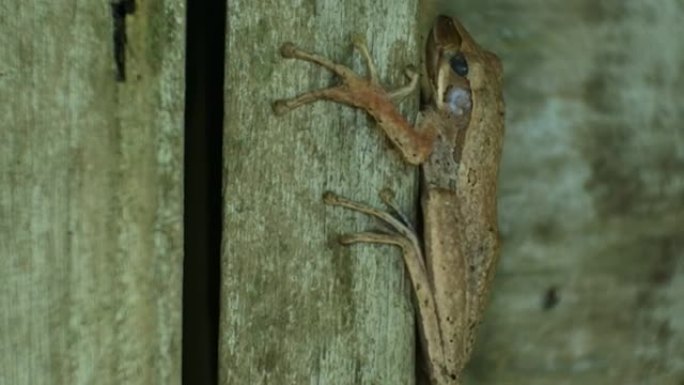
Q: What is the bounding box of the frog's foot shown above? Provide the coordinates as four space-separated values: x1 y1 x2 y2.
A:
322 190 430 305
272 39 418 116
389 67 419 102
322 189 421 257
322 190 445 380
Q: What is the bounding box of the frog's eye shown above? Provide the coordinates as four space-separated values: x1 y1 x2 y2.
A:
449 53 468 77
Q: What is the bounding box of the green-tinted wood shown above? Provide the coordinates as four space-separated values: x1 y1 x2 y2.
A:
221 1 421 384
0 1 185 384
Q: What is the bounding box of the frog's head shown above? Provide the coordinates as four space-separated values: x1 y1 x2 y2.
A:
424 16 502 120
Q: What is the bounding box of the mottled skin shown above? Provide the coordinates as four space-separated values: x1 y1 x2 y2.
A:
274 16 504 385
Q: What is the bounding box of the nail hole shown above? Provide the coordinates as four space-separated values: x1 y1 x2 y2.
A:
542 286 560 310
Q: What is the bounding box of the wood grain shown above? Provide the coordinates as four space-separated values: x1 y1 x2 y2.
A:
0 1 185 384
220 1 422 383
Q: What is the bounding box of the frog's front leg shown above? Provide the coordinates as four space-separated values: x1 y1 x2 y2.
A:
273 38 436 165
323 191 451 385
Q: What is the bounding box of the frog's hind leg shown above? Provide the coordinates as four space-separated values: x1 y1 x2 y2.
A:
323 191 446 378
323 191 420 255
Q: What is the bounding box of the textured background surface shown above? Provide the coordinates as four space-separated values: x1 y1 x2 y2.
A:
447 1 684 384
0 1 185 384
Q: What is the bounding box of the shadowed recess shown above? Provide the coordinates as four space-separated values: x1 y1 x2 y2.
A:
183 0 225 383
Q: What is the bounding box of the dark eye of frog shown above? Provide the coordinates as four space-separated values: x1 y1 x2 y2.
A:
449 53 468 77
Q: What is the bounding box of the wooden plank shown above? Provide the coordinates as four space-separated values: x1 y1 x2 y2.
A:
220 1 421 383
0 1 185 384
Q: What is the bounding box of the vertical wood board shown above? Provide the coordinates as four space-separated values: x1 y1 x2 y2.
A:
0 1 186 384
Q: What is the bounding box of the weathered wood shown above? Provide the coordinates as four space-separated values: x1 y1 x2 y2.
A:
222 1 684 384
438 1 684 384
0 1 185 384
220 1 421 383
